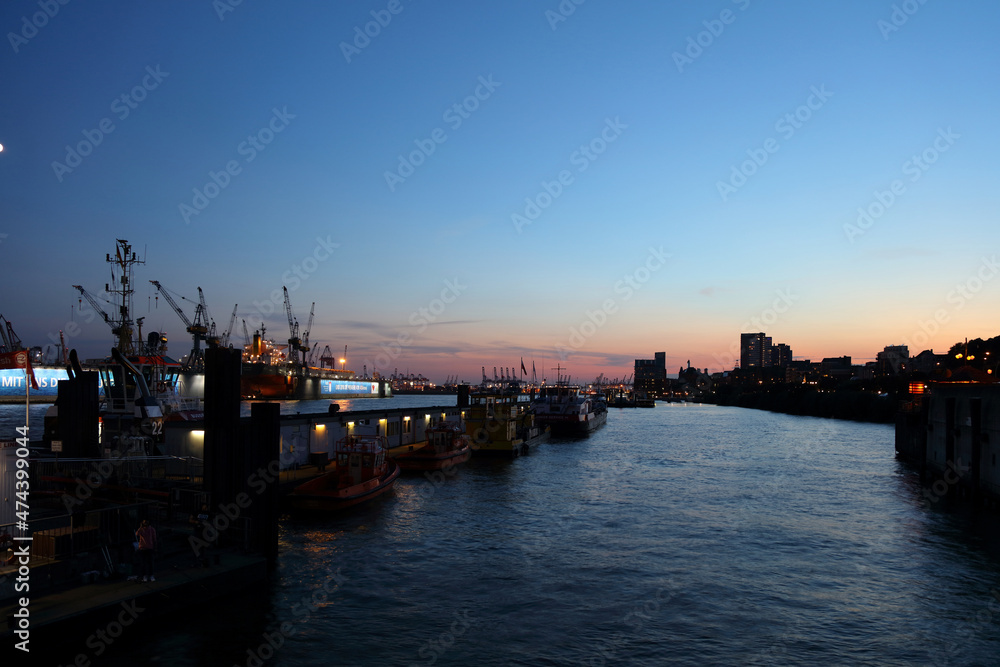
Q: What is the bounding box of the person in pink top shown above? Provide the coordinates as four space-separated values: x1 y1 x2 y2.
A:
135 519 158 582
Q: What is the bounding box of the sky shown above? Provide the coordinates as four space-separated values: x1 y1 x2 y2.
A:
1 0 998 383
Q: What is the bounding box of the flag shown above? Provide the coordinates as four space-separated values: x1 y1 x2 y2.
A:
0 350 38 389
521 358 527 376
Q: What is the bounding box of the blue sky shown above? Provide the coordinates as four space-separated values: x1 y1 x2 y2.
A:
2 0 998 381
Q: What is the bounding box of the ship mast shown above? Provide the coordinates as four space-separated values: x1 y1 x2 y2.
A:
106 239 143 356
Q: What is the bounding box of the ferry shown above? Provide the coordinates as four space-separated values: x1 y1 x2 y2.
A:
391 421 471 471
532 385 608 436
463 387 549 457
286 434 400 511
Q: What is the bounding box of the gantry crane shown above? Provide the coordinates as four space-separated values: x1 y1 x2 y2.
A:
149 280 209 370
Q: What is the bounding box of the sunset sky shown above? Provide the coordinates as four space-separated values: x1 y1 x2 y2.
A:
2 1 998 382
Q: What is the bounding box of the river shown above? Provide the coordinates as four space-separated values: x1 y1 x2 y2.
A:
9 400 1000 665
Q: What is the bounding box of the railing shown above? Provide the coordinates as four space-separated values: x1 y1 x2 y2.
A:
1 501 158 567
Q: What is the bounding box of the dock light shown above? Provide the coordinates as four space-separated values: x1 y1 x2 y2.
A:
909 382 926 395
956 353 964 359
0 143 4 152
403 416 410 421
191 430 204 437
425 414 430 420
347 421 354 428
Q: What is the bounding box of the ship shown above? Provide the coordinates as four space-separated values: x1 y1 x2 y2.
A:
463 384 550 457
532 385 608 436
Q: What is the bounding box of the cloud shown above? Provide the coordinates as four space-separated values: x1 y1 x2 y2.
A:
699 286 718 297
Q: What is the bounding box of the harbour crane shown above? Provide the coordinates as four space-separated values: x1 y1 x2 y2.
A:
319 345 335 369
72 284 118 341
198 287 220 348
301 302 315 364
282 287 303 366
242 319 251 349
221 304 238 348
149 280 209 370
307 342 319 366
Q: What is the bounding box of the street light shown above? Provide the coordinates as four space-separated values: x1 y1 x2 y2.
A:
339 357 346 370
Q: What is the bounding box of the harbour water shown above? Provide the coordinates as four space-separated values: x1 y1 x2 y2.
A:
12 400 1000 665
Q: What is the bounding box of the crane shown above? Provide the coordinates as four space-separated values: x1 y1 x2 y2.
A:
301 302 315 363
198 287 220 348
242 319 251 349
319 345 335 369
307 342 319 366
221 304 238 348
282 286 302 365
72 284 117 338
149 280 209 370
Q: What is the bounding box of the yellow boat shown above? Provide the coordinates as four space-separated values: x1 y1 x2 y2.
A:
463 388 549 457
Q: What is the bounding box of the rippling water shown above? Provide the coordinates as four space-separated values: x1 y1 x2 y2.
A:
18 401 1000 665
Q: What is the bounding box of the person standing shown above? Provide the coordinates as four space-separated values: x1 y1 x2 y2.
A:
135 519 157 582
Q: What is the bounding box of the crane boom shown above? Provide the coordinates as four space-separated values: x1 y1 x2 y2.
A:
149 281 193 328
148 280 208 369
282 286 302 364
72 285 114 329
221 304 238 347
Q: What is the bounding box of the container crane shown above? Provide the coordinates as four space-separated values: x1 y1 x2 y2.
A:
149 280 209 370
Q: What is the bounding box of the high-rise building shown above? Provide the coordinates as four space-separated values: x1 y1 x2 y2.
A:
635 352 666 396
740 333 767 369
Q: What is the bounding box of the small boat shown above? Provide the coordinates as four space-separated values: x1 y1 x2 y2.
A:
392 421 472 471
287 434 400 511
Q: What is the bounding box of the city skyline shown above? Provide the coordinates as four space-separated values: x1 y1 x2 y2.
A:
2 2 999 383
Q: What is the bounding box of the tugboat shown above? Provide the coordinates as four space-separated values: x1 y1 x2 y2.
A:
287 434 400 511
532 385 608 436
464 386 550 457
392 421 471 471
